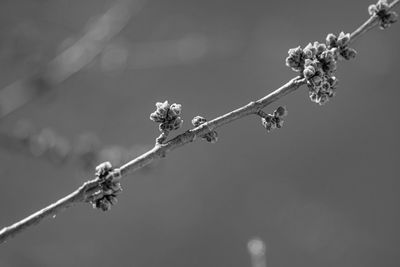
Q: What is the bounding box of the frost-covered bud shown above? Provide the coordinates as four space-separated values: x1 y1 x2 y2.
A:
261 116 273 132
150 100 182 123
110 183 123 193
369 4 379 15
106 195 118 205
159 123 169 132
95 161 113 179
320 80 331 93
150 100 184 140
325 32 356 61
320 50 335 62
159 117 183 132
287 34 347 103
95 198 112 211
175 117 184 129
304 59 320 77
337 32 351 47
304 58 318 69
192 116 207 127
204 131 218 143
150 101 170 122
314 42 327 55
260 106 287 132
368 0 398 29
330 47 340 59
340 47 357 60
168 103 182 118
376 0 389 11
326 33 337 47
328 76 338 88
320 50 337 73
303 43 317 58
310 75 323 87
387 11 398 24
380 11 398 29
307 74 338 105
319 94 330 105
286 46 305 71
90 161 123 211
303 66 316 79
274 117 284 128
274 106 288 117
310 92 318 102
322 62 336 75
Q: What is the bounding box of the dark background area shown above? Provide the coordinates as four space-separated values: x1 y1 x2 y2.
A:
0 0 399 266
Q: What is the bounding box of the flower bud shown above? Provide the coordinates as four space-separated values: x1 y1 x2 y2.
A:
204 131 218 143
303 43 317 58
340 47 357 60
337 32 351 47
303 66 316 79
286 46 305 71
192 116 207 127
274 106 288 117
315 42 327 54
326 33 337 47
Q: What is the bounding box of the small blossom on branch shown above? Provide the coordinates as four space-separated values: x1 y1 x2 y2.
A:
150 101 183 144
369 0 398 29
87 162 123 211
258 106 288 132
286 32 356 105
286 46 306 72
326 32 357 60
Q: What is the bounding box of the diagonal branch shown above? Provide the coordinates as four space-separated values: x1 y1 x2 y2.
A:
0 0 399 245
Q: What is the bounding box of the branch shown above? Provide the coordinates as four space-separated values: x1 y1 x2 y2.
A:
0 179 101 244
0 0 398 245
351 0 399 41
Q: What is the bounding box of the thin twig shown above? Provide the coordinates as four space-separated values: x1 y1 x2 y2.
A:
0 179 100 244
350 0 399 42
0 0 398 245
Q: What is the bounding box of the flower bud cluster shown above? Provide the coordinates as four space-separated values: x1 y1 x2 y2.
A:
286 32 356 105
259 106 288 132
286 46 306 72
191 116 218 143
150 101 183 131
307 75 338 105
368 0 398 29
150 101 183 143
89 162 122 211
325 32 357 60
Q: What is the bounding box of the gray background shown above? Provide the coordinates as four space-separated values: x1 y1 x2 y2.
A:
0 0 399 266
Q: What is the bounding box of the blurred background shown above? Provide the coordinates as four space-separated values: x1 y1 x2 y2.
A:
0 0 399 266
